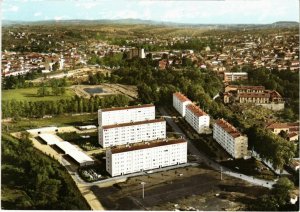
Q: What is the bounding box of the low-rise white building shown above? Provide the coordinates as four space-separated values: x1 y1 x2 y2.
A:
173 92 192 117
106 138 187 177
98 104 155 127
213 119 248 159
185 104 210 134
99 119 166 148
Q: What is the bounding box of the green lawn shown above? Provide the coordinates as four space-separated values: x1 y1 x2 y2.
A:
2 113 97 133
2 87 75 102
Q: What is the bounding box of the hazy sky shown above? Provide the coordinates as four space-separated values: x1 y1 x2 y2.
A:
2 0 299 24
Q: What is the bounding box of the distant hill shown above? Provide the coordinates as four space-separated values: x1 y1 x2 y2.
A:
2 19 299 28
271 21 299 27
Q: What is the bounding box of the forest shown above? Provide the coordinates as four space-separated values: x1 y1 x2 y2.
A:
1 133 90 210
2 94 131 119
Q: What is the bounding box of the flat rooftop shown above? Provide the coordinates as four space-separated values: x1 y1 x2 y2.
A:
102 118 165 130
111 138 187 154
100 104 154 112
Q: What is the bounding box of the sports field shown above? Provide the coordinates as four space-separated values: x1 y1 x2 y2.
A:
2 87 75 102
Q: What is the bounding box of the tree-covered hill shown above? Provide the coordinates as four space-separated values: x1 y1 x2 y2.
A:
1 133 90 210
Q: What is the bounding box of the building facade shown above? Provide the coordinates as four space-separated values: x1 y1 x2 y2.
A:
267 122 299 141
106 139 187 177
213 119 248 159
99 119 166 148
185 104 210 134
173 92 192 117
224 72 248 82
223 85 284 110
98 104 155 127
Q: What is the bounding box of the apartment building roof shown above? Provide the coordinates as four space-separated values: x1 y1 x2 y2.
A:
100 104 154 112
186 104 207 117
111 138 186 154
224 72 248 75
173 92 191 103
215 119 243 138
238 93 270 98
102 118 165 130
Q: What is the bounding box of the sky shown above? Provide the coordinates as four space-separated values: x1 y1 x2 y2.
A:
2 0 299 24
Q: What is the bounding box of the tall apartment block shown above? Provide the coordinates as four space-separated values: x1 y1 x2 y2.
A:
173 92 210 133
106 139 187 177
99 119 166 148
98 104 155 127
213 119 248 159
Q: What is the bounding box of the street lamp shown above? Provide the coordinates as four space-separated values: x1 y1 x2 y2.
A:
141 182 146 199
220 166 223 181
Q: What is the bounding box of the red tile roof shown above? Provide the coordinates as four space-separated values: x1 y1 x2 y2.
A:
102 118 165 130
173 92 191 103
101 104 154 112
186 104 207 117
111 138 186 154
215 119 243 138
267 122 299 130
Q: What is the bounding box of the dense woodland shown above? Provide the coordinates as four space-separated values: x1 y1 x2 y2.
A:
1 133 90 210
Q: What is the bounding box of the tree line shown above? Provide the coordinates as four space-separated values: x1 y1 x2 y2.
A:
250 177 298 211
1 133 90 209
247 126 296 170
2 94 131 119
2 71 41 90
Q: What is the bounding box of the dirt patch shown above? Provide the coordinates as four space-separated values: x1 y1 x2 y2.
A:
90 165 269 210
71 83 137 99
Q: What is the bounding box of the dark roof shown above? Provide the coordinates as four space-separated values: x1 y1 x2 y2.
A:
101 104 154 112
111 138 187 154
102 118 165 129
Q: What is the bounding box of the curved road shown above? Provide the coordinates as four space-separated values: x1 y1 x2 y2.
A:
158 107 275 189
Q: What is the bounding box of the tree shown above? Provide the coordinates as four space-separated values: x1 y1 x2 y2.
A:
37 83 50 97
272 177 294 206
52 62 60 72
251 194 279 211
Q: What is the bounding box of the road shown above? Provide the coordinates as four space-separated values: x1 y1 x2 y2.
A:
158 107 275 189
72 162 199 186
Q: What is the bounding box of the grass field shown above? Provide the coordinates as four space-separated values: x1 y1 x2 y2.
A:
2 113 97 133
2 87 76 102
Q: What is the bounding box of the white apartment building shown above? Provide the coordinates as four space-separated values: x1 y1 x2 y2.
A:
213 119 248 159
106 139 187 177
98 104 155 127
185 104 210 134
224 72 248 82
99 119 166 148
173 92 192 117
